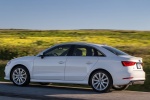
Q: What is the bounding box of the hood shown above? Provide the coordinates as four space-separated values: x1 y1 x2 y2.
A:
12 56 36 62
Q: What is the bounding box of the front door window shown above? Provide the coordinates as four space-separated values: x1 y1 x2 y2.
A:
44 45 71 56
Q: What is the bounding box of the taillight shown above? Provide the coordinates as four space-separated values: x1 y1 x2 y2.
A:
122 61 136 67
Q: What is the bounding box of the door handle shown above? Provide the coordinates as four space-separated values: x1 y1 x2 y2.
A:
58 61 64 64
86 62 92 65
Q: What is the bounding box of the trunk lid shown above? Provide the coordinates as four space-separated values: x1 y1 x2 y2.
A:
119 55 143 70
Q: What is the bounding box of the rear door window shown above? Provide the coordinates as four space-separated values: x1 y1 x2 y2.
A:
72 45 105 57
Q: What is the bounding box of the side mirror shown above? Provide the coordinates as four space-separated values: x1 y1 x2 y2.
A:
40 54 44 59
39 53 45 59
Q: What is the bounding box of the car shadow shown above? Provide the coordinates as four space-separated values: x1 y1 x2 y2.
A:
0 82 112 100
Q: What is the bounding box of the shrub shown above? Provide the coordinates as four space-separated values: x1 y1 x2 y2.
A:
0 46 43 60
34 40 44 46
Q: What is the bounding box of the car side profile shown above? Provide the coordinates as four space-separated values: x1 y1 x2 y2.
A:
4 42 145 92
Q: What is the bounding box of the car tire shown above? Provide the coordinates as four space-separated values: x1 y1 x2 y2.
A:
11 66 30 86
39 82 50 85
112 85 129 90
90 70 113 93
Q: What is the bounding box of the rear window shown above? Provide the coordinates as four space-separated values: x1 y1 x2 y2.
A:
102 46 128 55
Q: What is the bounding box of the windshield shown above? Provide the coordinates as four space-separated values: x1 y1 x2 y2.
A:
102 46 128 55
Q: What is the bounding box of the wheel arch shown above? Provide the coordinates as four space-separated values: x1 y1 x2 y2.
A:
88 68 113 85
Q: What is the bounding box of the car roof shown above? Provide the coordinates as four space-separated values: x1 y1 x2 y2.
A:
56 42 105 47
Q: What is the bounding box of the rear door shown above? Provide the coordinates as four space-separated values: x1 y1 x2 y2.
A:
65 45 104 81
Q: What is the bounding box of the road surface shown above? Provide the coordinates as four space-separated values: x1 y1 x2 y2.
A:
0 81 150 100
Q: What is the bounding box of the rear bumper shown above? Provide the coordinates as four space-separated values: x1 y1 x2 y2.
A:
129 80 145 85
113 70 145 85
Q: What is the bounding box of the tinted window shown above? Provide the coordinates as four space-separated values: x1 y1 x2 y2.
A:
102 46 128 55
44 45 71 56
73 45 104 56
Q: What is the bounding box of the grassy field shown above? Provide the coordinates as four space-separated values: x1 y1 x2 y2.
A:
0 29 150 91
1 29 150 47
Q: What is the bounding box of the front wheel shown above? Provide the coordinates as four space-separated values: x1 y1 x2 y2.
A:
90 70 113 93
11 66 30 86
112 85 129 90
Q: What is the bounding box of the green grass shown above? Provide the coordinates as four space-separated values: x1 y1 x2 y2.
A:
0 60 7 81
0 29 150 92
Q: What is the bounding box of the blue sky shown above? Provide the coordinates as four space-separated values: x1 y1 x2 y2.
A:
0 0 150 30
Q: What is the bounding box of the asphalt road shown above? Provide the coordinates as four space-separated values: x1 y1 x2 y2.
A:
0 96 33 100
0 81 150 100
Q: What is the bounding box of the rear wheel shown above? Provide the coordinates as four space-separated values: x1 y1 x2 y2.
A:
11 66 30 86
90 70 112 93
112 85 129 90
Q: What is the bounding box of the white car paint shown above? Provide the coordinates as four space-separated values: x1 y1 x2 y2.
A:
33 56 67 80
4 42 145 86
65 56 99 81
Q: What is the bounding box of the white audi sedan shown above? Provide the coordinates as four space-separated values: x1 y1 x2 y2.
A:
4 42 145 92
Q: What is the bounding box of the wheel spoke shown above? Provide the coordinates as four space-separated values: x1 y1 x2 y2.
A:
20 70 24 74
94 74 99 80
13 76 18 80
103 77 108 81
20 78 23 83
96 83 100 89
101 82 105 88
99 83 102 90
93 78 99 82
22 72 26 76
18 68 21 74
101 73 105 79
16 78 19 81
14 70 19 74
98 73 101 79
102 81 107 84
19 78 21 84
93 81 99 86
21 76 26 80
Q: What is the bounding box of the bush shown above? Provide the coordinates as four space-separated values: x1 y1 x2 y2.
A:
0 46 43 60
34 40 45 46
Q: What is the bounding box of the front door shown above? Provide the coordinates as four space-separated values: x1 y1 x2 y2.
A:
33 45 71 80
